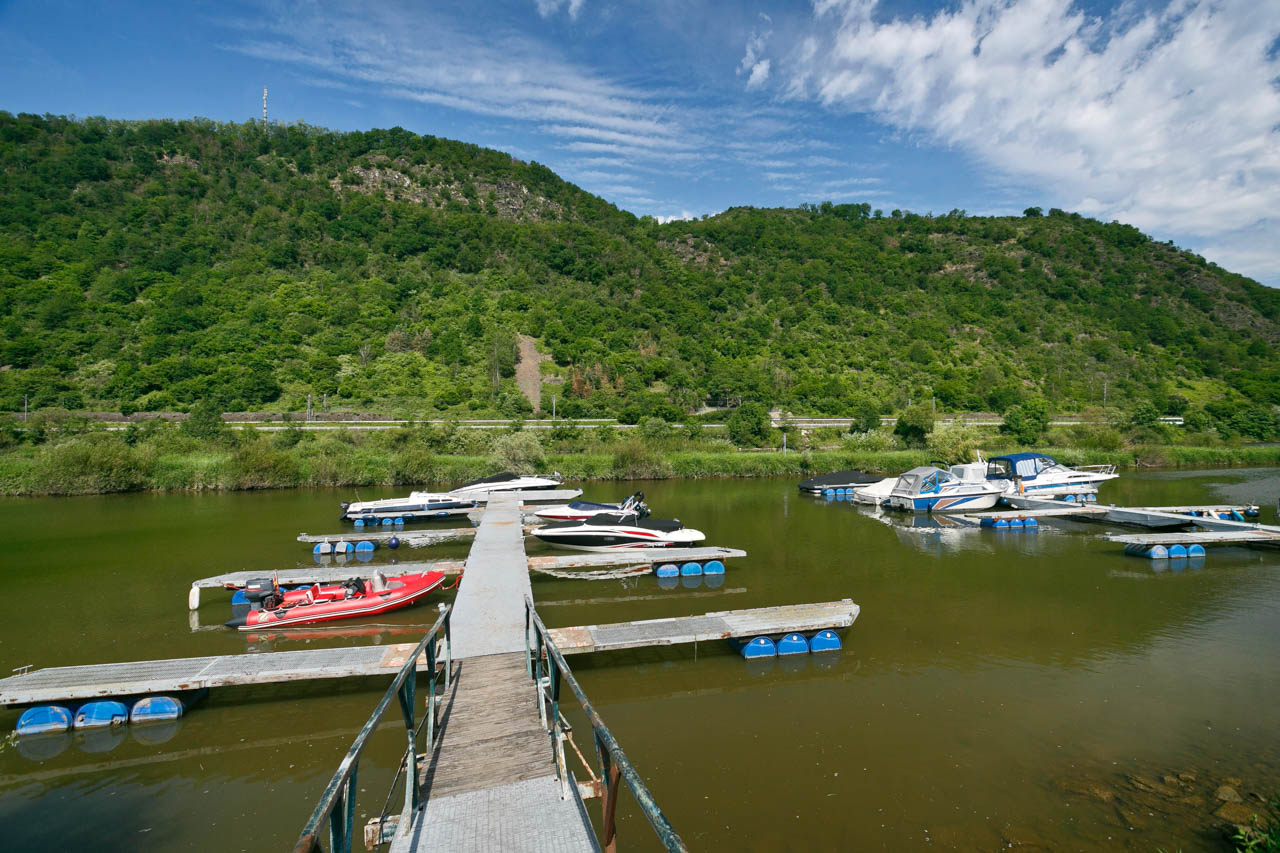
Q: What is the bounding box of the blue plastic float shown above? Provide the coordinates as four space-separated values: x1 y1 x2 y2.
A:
680 561 702 576
776 633 809 656
655 563 679 579
809 630 842 653
74 701 129 728
130 696 185 723
387 535 400 549
740 636 777 659
702 560 725 575
16 705 72 736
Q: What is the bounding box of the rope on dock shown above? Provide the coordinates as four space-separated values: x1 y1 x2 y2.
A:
529 563 652 581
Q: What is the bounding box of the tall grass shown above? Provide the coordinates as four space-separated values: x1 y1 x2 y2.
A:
1 429 1278 496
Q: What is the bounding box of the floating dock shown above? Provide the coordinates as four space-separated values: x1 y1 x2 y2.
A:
0 644 436 708
1106 530 1280 549
1002 496 1260 529
188 548 747 608
547 600 859 655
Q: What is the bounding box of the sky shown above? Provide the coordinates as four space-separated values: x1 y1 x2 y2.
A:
2 0 1278 285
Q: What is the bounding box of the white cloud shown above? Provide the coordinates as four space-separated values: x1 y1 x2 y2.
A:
781 0 1280 283
656 211 696 224
227 2 684 166
739 15 774 89
535 0 585 21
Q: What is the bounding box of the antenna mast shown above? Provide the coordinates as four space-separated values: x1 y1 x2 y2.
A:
263 87 268 123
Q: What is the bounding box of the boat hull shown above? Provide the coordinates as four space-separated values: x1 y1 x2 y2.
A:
531 528 705 552
886 491 1002 513
227 572 446 630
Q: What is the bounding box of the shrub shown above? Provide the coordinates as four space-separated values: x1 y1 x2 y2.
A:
1000 398 1049 445
925 424 986 464
34 433 147 494
638 416 672 442
489 431 545 472
727 402 770 447
894 404 934 447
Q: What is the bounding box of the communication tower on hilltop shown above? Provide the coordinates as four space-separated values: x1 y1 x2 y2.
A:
263 87 268 123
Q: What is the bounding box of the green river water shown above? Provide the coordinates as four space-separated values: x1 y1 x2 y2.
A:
1 470 1278 851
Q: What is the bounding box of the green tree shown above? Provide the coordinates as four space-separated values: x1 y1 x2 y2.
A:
726 402 770 447
893 404 934 448
182 399 228 440
1000 398 1050 445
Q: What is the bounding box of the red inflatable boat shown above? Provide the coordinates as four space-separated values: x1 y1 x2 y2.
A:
225 571 448 630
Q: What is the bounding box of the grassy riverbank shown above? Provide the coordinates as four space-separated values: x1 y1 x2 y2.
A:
1 418 1279 496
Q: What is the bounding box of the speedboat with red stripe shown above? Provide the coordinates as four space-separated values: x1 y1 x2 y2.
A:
224 571 447 630
531 508 705 552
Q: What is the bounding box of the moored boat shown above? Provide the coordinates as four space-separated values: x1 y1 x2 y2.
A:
531 510 705 552
224 571 447 630
798 470 885 494
534 492 645 521
340 491 475 522
983 452 1117 497
885 466 1004 512
449 471 563 497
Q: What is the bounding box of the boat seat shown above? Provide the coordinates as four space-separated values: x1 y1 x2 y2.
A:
371 571 389 593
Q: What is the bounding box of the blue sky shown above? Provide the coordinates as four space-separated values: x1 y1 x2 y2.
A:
2 0 1278 285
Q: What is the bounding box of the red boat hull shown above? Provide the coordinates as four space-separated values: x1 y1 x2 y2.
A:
228 572 447 630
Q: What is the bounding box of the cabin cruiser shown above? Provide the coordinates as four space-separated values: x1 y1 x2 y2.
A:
981 453 1116 498
341 491 475 521
531 508 705 552
885 466 1004 512
534 492 645 522
449 471 563 497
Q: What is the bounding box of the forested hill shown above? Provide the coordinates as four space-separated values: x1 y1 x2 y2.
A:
2 112 1277 429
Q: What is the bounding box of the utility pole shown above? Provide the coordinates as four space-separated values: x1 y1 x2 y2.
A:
24 394 28 421
263 87 268 123
552 394 556 419
307 394 312 422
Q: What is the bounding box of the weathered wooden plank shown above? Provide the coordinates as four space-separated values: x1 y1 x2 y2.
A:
418 653 555 801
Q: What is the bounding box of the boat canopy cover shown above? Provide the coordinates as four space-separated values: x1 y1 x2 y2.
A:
798 470 883 490
893 466 955 496
987 453 1058 480
459 472 521 487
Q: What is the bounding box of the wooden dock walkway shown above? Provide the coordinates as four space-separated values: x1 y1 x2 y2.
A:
0 643 434 708
393 492 597 851
548 599 860 655
1105 530 1280 548
1002 496 1260 529
388 652 595 852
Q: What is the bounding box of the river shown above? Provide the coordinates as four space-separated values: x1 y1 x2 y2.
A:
1 470 1278 850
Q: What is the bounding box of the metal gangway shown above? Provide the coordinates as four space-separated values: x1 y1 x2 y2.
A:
293 599 686 853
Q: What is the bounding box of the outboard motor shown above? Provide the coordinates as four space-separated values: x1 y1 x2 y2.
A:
231 577 279 620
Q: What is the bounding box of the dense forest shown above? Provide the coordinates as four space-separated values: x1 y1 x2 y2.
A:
2 112 1278 437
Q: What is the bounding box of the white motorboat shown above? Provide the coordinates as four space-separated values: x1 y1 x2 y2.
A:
531 508 705 552
340 491 475 521
449 471 563 497
885 466 1004 512
534 492 645 522
982 453 1117 498
851 477 897 505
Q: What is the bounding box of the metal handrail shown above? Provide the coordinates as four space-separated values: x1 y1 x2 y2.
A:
294 605 452 853
524 596 687 853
